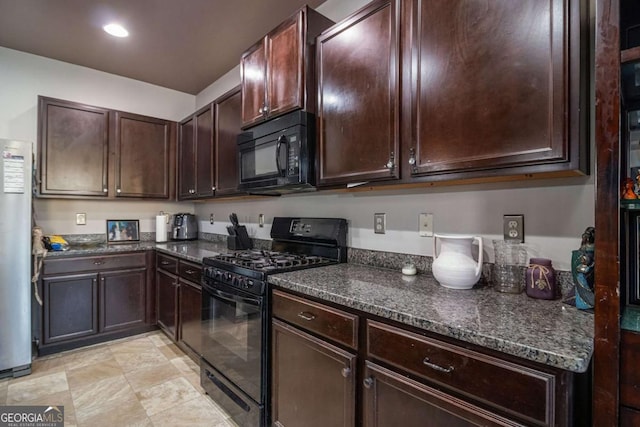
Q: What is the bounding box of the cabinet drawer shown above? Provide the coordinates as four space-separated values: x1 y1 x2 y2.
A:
366 320 556 426
157 253 178 274
44 252 146 275
179 260 202 285
272 289 358 349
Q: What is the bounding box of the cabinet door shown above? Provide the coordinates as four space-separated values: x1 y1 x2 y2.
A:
272 319 356 427
43 273 98 344
99 268 146 333
195 105 215 198
38 96 110 197
407 0 572 176
317 0 401 186
156 268 178 340
215 87 243 196
267 11 304 119
113 111 174 198
179 279 202 354
363 362 517 427
241 38 267 127
178 116 196 199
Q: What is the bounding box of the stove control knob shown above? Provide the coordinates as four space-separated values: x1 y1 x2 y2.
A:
246 280 254 289
237 277 245 288
214 270 223 280
225 272 233 282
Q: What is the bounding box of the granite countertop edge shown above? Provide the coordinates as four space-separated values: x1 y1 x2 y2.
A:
268 264 594 374
44 240 229 262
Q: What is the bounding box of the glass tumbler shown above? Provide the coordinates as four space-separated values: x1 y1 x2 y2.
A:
492 240 528 293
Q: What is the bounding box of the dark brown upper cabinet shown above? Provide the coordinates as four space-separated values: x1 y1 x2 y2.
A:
112 111 174 199
317 0 401 186
214 87 243 197
402 0 588 181
37 96 176 199
38 97 110 197
178 104 214 200
177 87 243 200
316 0 588 188
240 6 334 129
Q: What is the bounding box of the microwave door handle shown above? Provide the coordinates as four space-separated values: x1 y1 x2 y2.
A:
209 287 261 306
275 135 286 176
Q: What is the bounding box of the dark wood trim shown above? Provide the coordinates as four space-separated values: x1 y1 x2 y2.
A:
37 325 157 356
594 0 621 425
621 46 640 63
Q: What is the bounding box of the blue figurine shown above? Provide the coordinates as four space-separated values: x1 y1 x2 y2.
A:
571 227 595 309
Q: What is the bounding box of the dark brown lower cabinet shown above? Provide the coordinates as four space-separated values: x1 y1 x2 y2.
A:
100 268 146 332
38 252 154 355
43 273 98 344
178 279 202 355
156 268 178 340
272 288 579 426
272 319 356 427
363 362 516 427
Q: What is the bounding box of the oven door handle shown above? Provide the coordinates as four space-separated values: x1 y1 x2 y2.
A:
207 286 261 306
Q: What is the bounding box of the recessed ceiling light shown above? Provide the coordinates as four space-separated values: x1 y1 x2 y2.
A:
103 23 129 38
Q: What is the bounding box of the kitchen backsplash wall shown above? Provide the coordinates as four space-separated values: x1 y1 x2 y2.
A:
195 177 594 271
33 199 192 236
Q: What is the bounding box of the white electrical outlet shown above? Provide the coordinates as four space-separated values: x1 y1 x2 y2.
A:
419 213 433 237
76 213 86 225
374 213 386 234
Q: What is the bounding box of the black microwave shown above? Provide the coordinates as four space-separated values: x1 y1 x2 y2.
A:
237 110 316 194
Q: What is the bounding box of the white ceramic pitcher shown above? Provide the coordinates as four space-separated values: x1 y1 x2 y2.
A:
432 234 483 289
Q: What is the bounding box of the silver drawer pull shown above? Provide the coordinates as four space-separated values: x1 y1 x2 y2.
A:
185 269 196 274
161 261 170 265
297 312 316 321
93 260 104 265
422 357 454 373
363 377 374 389
341 367 351 378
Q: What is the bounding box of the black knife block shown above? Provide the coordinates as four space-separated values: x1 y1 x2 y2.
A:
227 225 253 250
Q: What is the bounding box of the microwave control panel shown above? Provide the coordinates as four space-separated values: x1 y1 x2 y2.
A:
287 135 299 176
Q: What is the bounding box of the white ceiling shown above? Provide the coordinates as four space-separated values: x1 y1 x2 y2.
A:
0 0 325 95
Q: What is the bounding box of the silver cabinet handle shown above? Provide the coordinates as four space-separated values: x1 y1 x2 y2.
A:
297 312 316 321
212 186 216 191
363 377 374 388
93 260 104 265
385 152 395 172
184 269 196 275
341 367 351 378
258 107 263 114
103 188 108 193
161 261 170 265
422 357 454 373
116 188 121 193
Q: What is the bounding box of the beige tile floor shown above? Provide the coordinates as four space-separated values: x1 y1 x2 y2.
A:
0 331 238 427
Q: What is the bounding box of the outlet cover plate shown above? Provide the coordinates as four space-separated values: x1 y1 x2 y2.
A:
419 213 434 237
374 213 386 234
503 214 524 242
76 213 86 225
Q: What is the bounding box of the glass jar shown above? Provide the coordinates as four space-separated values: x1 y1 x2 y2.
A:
492 240 528 293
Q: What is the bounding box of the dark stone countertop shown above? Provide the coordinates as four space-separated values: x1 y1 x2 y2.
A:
268 263 594 373
44 240 230 263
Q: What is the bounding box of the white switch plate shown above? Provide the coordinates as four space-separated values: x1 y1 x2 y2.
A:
76 213 86 225
374 213 386 234
419 213 433 237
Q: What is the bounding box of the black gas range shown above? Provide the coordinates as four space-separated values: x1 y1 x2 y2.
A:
200 217 347 426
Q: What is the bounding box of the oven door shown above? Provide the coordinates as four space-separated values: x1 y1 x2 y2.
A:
201 280 264 403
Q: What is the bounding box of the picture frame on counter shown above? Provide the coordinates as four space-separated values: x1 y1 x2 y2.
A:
106 219 140 243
